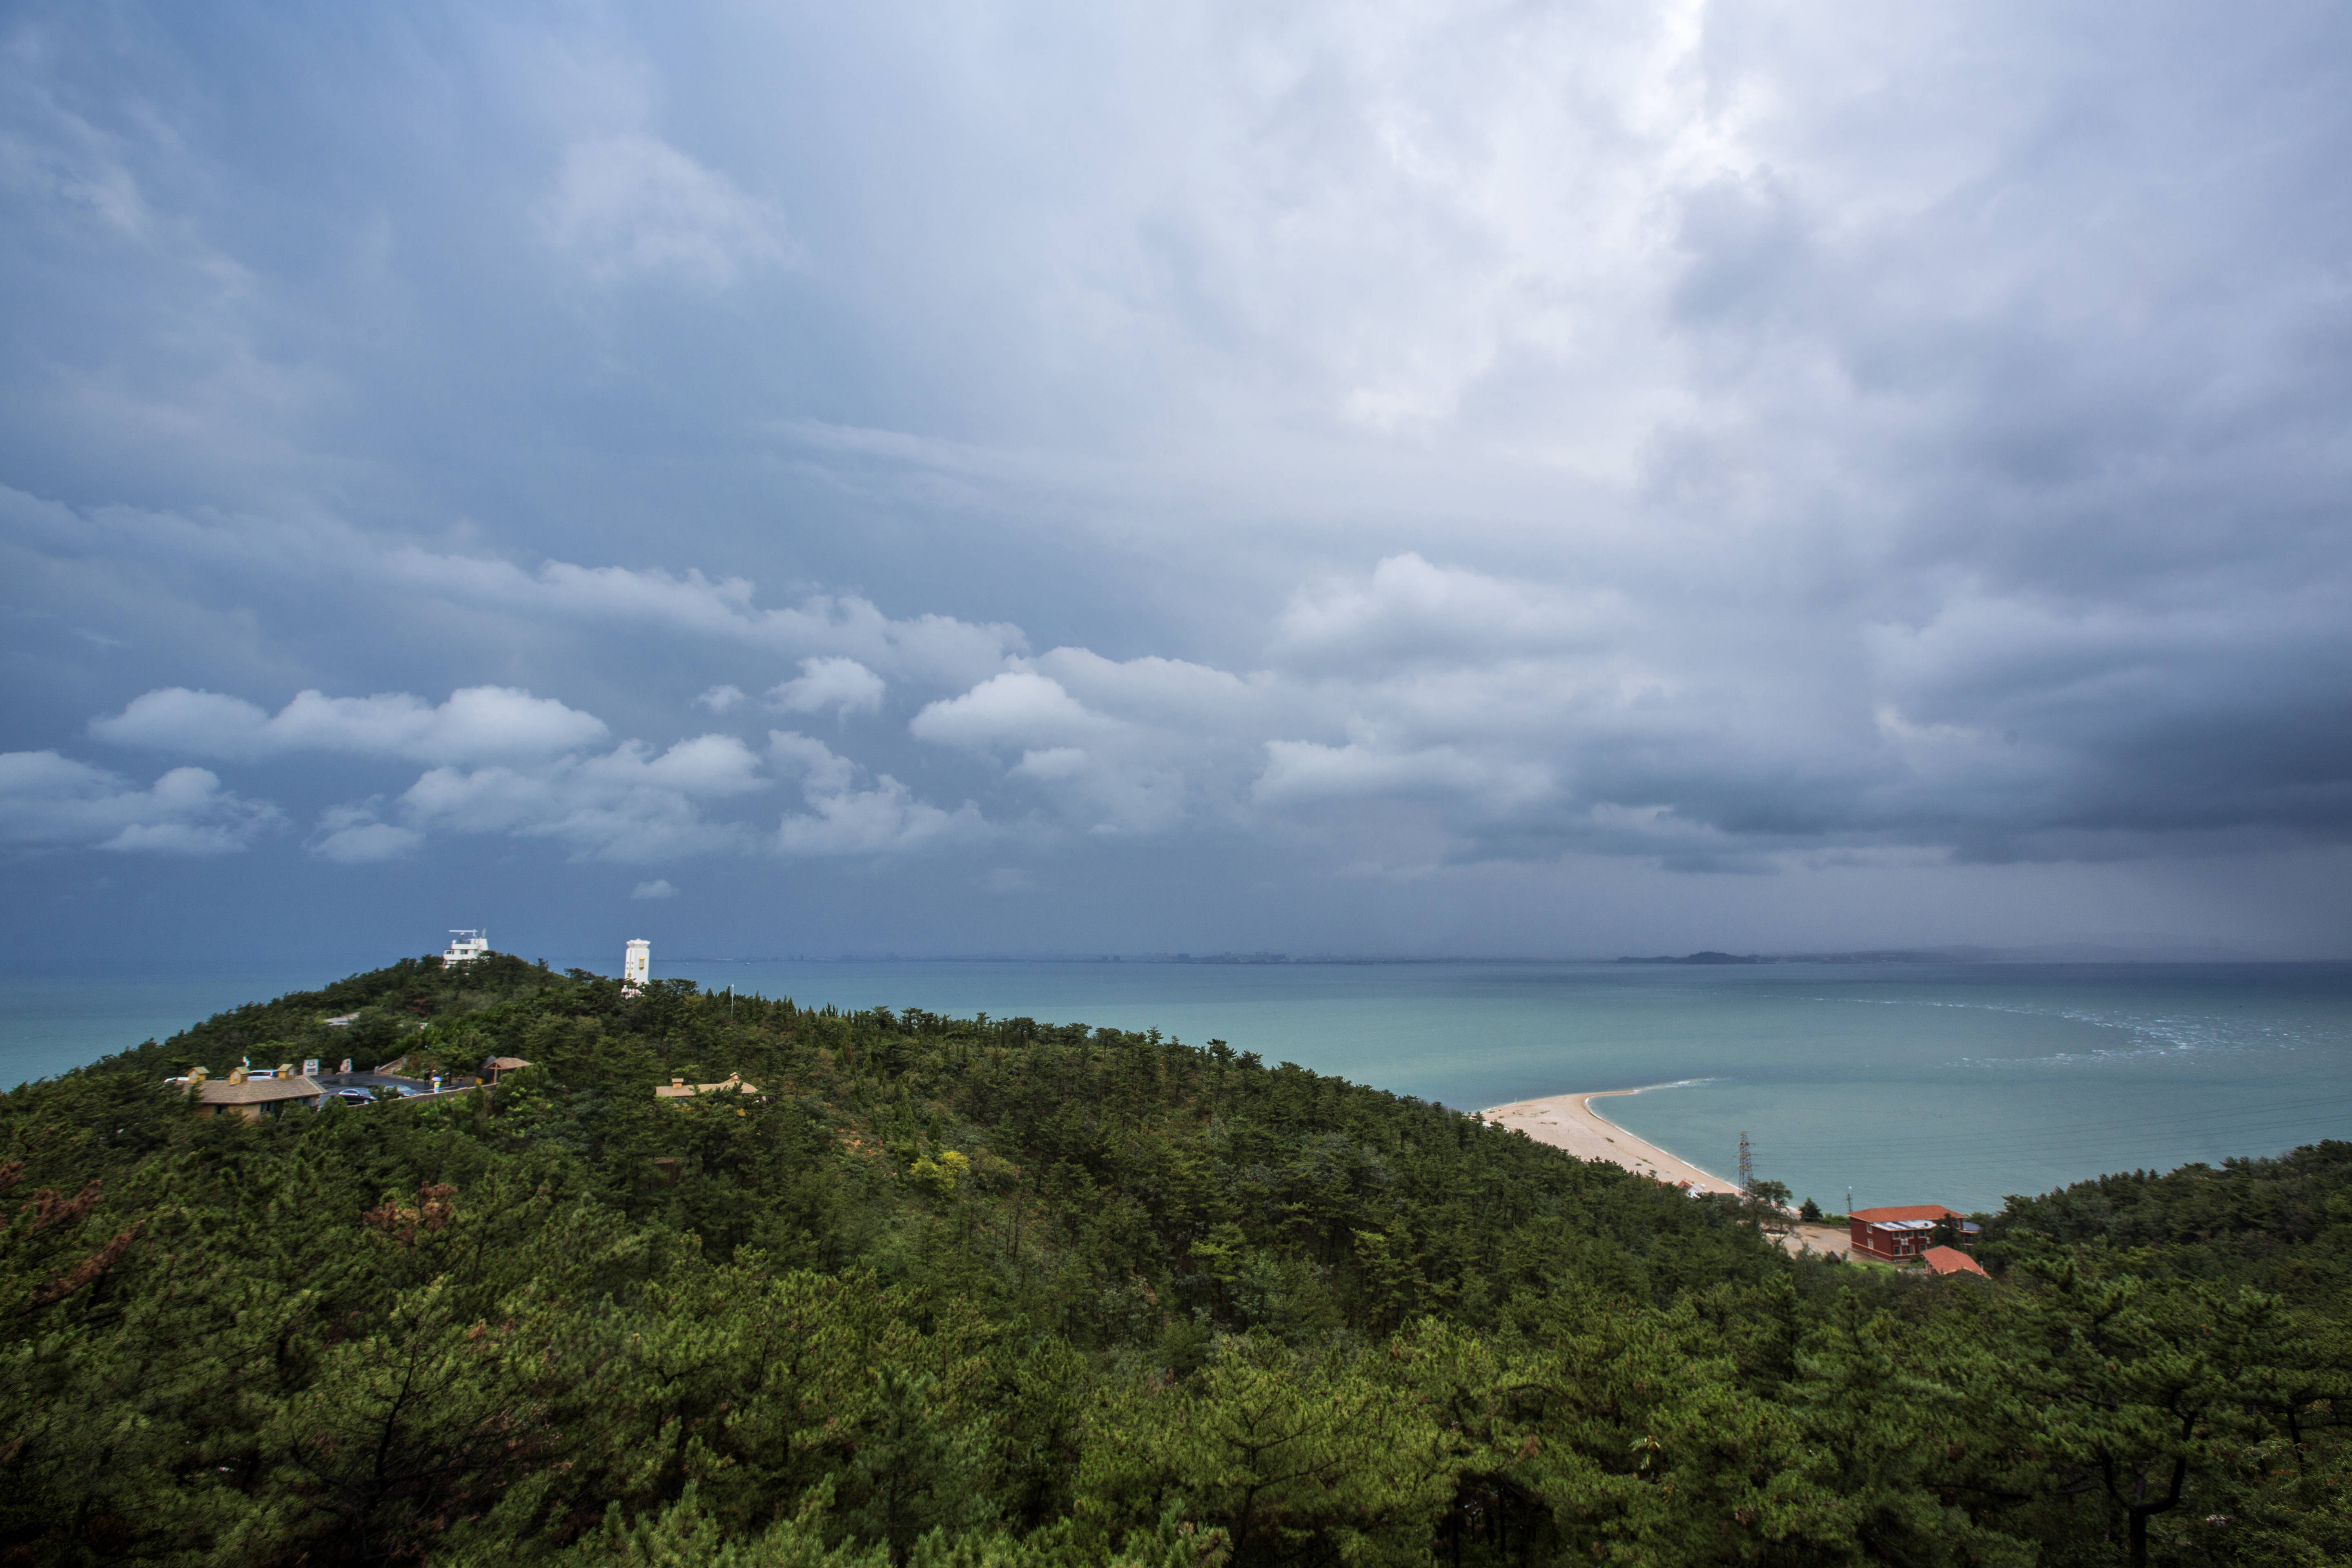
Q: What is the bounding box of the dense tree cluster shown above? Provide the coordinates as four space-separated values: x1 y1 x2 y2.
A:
2 958 2346 1567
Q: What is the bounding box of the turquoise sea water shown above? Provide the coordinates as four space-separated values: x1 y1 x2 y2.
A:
5 958 2348 1214
0 963 347 1088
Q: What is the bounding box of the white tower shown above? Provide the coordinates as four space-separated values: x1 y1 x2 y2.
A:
624 938 651 987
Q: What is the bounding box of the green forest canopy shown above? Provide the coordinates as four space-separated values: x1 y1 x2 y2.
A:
3 954 2347 1568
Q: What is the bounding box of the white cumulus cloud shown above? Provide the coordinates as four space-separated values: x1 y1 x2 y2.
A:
694 684 746 713
401 733 770 862
1272 554 1629 675
769 729 986 856
0 751 278 855
92 685 609 765
909 671 1122 751
769 656 886 717
308 800 424 863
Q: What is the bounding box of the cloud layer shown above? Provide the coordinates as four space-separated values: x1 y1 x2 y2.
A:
33 536 2348 882
2 0 2350 954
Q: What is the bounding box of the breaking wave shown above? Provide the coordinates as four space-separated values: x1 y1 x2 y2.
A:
1819 995 2324 1068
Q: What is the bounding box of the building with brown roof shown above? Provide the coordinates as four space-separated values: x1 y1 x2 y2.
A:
480 1056 532 1083
1848 1204 1979 1263
1921 1245 1987 1277
186 1069 325 1121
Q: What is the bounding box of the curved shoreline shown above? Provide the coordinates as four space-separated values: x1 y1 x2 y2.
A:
1479 1088 1741 1195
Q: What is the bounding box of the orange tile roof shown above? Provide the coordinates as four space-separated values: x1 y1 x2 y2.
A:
1922 1245 1986 1277
1851 1204 1966 1224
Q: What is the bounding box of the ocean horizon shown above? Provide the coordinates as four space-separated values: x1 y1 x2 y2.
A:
5 954 2348 1214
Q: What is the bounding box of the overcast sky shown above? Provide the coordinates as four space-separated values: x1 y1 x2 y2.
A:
5 0 2350 966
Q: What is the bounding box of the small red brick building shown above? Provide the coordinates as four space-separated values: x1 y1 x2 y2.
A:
1921 1245 1986 1277
1848 1204 1978 1263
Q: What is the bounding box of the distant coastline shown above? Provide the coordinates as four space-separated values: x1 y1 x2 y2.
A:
1616 942 2268 965
659 943 2286 966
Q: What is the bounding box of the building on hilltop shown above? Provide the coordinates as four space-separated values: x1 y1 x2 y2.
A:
171 1065 325 1121
1848 1204 1980 1263
624 938 650 994
444 929 490 964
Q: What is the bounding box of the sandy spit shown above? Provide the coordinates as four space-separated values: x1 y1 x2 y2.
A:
1479 1089 1741 1195
1480 1092 1853 1258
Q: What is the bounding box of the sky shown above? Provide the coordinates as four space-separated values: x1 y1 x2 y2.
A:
4 0 2350 966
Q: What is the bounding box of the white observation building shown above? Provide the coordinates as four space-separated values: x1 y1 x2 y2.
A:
625 938 651 987
444 930 489 964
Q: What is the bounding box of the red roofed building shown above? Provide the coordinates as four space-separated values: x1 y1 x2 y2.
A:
1849 1204 1978 1263
1921 1245 1986 1277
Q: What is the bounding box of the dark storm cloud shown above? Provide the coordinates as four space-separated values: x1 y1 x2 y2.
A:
3 0 2350 958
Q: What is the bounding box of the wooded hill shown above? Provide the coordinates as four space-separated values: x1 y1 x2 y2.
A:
3 956 2346 1568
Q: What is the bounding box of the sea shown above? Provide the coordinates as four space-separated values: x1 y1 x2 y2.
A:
5 957 2349 1214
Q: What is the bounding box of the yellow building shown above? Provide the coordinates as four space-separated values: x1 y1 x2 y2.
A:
183 1066 325 1121
653 1072 758 1100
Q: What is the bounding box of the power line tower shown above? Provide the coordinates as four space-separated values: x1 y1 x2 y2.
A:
1737 1130 1753 1194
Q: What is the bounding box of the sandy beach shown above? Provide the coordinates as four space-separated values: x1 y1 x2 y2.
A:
1480 1089 1742 1195
1483 1091 1858 1258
